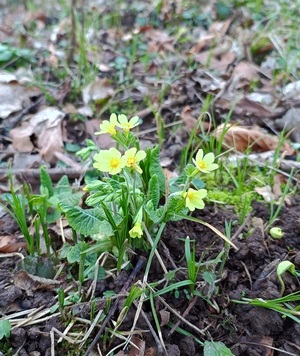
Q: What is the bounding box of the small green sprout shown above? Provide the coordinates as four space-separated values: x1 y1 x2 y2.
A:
277 261 300 295
270 227 284 239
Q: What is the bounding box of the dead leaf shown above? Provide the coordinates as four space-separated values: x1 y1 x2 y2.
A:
215 96 273 118
82 78 115 106
0 235 27 253
214 124 295 154
0 72 41 119
180 106 211 132
14 270 61 297
128 336 145 356
159 310 170 327
275 108 300 142
10 107 65 164
255 186 276 203
145 347 157 356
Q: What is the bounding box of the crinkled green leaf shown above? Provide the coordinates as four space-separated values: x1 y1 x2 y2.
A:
66 242 89 263
149 146 165 193
65 206 113 237
54 175 72 195
164 195 186 222
144 201 163 224
203 341 233 356
147 174 160 208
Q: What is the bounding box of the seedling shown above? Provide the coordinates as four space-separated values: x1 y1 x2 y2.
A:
277 261 300 295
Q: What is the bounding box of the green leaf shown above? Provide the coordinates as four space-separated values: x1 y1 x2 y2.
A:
164 195 186 222
203 341 233 356
0 50 13 62
54 176 72 195
184 164 195 177
147 174 160 208
0 320 11 339
52 192 83 207
66 242 89 263
76 139 97 161
143 146 165 194
144 201 163 224
40 166 54 197
65 206 113 237
60 243 73 259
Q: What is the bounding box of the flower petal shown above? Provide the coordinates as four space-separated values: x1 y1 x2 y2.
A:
195 149 204 162
135 150 146 162
110 113 118 124
118 114 128 125
203 152 215 165
129 116 139 126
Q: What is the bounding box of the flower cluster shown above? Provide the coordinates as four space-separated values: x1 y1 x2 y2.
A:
181 149 218 211
91 112 219 240
93 147 146 175
95 113 140 136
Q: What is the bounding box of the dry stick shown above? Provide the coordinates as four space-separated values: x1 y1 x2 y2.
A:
0 168 93 183
135 303 166 355
230 212 252 241
84 256 146 356
167 295 199 337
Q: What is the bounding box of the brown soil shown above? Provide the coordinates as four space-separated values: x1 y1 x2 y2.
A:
1 200 300 355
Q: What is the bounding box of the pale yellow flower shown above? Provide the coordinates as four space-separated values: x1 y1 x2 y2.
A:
93 148 126 175
183 188 207 211
95 113 118 136
115 114 140 132
124 148 146 174
129 222 143 238
192 149 219 174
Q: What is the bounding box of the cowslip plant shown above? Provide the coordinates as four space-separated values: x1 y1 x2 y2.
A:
70 112 222 270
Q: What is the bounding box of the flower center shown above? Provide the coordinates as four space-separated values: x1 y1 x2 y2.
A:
197 160 207 169
127 157 136 166
110 158 120 168
187 191 195 200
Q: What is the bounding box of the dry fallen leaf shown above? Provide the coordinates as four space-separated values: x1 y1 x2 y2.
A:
82 78 115 106
10 107 65 164
0 71 41 119
275 107 300 142
128 335 146 356
14 270 61 297
0 235 27 253
214 124 295 154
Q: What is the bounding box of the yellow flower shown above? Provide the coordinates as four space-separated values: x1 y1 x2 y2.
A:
95 113 118 136
129 222 143 238
183 188 207 211
192 149 219 174
93 147 126 175
124 148 146 174
115 114 140 132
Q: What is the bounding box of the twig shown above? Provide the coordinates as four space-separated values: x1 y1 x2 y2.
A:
84 256 146 355
136 303 167 355
167 296 199 337
231 213 251 241
0 167 93 183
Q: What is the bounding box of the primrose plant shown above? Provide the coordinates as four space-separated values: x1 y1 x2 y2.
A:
67 113 218 270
